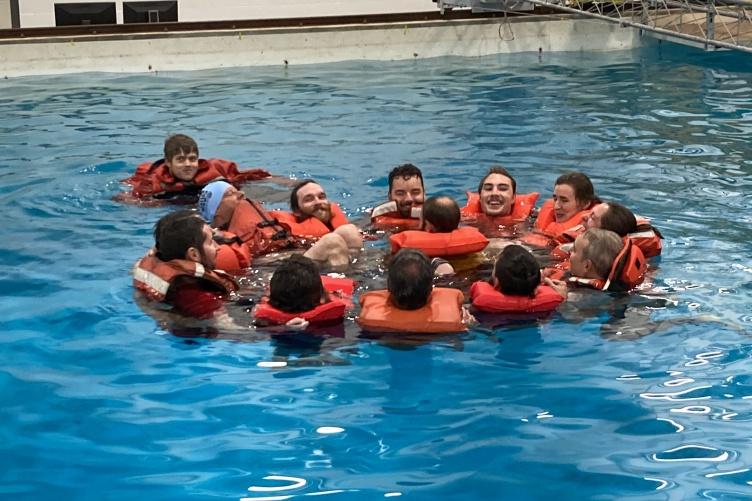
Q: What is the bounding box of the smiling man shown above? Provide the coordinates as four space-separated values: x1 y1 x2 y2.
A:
371 164 425 229
461 166 539 228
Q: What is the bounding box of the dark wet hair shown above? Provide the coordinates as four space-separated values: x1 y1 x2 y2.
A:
478 165 516 195
555 171 598 208
164 134 198 160
289 179 318 213
422 196 460 232
388 249 433 310
154 209 205 261
494 245 541 297
268 254 325 313
600 202 637 237
388 163 424 193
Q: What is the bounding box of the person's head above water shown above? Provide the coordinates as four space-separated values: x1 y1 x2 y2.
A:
585 201 637 237
477 166 517 217
154 209 217 270
290 179 332 224
570 228 623 280
421 195 460 233
163 134 199 182
388 163 425 218
493 244 541 297
198 181 245 228
268 254 326 313
388 249 433 310
552 171 597 223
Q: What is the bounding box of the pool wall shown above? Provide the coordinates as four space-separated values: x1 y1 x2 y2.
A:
0 15 640 78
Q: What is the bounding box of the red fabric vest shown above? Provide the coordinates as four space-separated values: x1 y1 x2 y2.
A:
534 199 594 239
270 204 349 239
370 201 422 230
253 276 355 326
133 254 238 302
357 288 466 333
461 191 540 223
389 227 489 257
470 281 564 313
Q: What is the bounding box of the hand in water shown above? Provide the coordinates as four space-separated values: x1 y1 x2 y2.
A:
285 317 310 331
544 277 568 299
462 306 477 326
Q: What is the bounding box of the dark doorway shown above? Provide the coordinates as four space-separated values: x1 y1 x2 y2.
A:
123 1 178 23
54 3 116 26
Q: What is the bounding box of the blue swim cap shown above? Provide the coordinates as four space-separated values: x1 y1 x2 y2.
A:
198 181 231 223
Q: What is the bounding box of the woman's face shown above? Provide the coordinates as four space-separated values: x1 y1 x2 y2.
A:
552 183 585 223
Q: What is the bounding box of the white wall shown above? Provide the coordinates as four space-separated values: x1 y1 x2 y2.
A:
0 0 12 28
17 0 439 28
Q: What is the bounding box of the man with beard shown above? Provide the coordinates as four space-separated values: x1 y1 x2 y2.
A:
370 163 425 229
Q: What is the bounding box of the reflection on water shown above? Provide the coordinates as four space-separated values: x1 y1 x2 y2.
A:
0 41 751 499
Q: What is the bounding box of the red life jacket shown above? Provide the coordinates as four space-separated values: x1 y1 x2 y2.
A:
389 227 489 257
357 288 466 333
370 201 422 230
254 275 355 326
270 203 350 239
469 280 564 313
132 253 238 302
461 191 540 223
121 158 270 199
214 199 297 272
569 238 648 292
534 199 594 239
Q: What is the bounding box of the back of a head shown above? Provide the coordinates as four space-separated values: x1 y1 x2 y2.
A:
580 228 624 280
289 179 316 212
164 134 198 159
388 163 423 192
269 254 324 313
556 171 596 206
422 196 460 232
494 245 541 297
387 249 433 310
478 165 517 194
154 209 205 261
600 202 637 236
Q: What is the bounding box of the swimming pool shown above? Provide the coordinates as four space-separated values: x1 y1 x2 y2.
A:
1 40 751 499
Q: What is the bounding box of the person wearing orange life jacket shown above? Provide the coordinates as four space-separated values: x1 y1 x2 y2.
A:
199 180 362 272
357 249 475 333
533 171 600 242
461 166 540 235
471 244 567 314
370 163 425 230
389 196 488 267
118 134 270 203
554 201 663 260
568 228 648 292
254 254 355 329
132 209 307 330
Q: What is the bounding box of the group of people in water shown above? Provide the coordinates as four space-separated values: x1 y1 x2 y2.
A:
124 134 663 334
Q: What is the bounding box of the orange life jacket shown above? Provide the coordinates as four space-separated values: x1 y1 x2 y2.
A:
469 280 564 313
534 199 594 239
461 191 540 223
357 288 467 333
254 275 355 326
270 203 349 239
122 158 270 199
132 253 238 302
214 199 297 272
370 201 422 230
631 217 663 258
389 227 489 257
568 238 648 292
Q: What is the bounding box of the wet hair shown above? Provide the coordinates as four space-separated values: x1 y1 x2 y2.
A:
289 179 317 213
555 171 598 208
164 134 198 160
599 202 637 237
478 165 517 195
422 196 460 232
493 245 541 297
154 209 205 261
388 249 433 310
579 228 623 280
388 164 424 193
268 254 325 313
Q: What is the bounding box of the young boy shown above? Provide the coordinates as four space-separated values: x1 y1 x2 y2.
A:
119 134 270 203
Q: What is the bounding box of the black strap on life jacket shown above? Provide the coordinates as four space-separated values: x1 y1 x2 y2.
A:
246 199 291 241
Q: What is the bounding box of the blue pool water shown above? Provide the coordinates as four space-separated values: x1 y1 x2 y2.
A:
1 41 752 499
